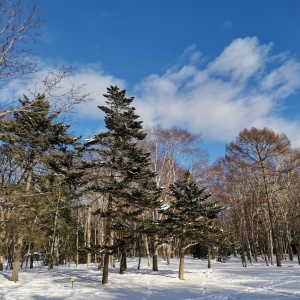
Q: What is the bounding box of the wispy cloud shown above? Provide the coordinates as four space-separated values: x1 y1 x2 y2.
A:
179 45 203 65
208 37 272 82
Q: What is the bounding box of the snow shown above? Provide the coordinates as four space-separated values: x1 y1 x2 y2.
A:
85 136 97 143
1 256 300 299
160 203 171 210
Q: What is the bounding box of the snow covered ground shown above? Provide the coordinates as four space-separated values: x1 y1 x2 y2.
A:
1 256 300 299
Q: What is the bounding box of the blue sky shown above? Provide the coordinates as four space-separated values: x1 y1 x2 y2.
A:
4 0 300 162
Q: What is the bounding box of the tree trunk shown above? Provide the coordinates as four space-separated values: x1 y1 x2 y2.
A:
76 228 79 268
152 252 158 272
30 253 34 269
102 214 112 284
137 255 142 270
48 255 54 270
246 237 253 265
86 207 91 267
0 255 4 271
274 238 282 267
94 226 98 265
152 235 159 271
286 230 293 261
166 244 171 265
243 218 253 265
296 243 300 265
178 247 185 280
137 235 142 270
119 246 127 274
102 251 109 284
207 246 211 269
10 236 23 282
241 244 247 267
109 233 115 268
269 232 274 265
288 242 294 260
144 235 151 268
47 172 61 267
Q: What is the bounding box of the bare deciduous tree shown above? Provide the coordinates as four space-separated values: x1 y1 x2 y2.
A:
0 66 91 119
0 0 42 81
0 1 91 118
225 127 296 267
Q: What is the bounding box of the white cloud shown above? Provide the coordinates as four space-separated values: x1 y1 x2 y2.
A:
208 37 272 82
133 37 300 147
0 63 125 120
2 37 300 151
69 66 125 118
261 59 300 98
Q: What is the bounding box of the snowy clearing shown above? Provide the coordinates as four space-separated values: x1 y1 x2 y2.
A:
1 256 300 299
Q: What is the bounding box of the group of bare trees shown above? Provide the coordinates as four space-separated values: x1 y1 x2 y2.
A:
212 128 300 267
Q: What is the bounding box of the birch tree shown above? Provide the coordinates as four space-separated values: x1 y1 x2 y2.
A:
141 125 208 270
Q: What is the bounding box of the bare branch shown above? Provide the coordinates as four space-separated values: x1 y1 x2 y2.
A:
0 66 92 118
0 0 43 80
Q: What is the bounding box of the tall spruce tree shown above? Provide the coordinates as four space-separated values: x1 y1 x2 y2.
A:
160 172 223 280
83 86 160 284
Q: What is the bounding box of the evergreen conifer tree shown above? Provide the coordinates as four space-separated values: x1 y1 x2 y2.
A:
0 94 81 281
83 86 160 284
161 172 223 280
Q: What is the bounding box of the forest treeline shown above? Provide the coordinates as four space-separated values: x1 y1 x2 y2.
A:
1 85 300 284
0 86 224 283
1 0 300 285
